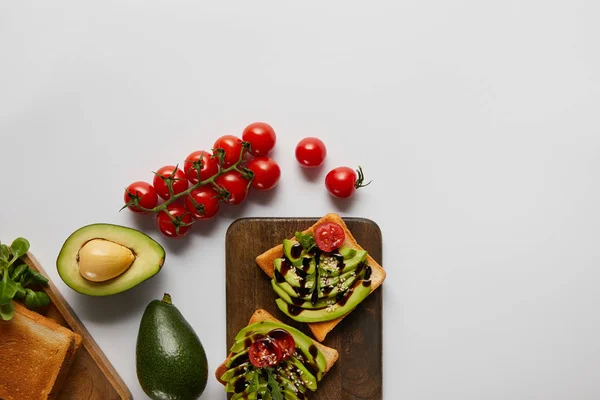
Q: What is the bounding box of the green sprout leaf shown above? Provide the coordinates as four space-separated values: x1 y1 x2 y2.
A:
14 283 26 300
0 243 10 261
27 268 49 284
248 370 260 393
295 231 316 252
266 368 283 400
11 264 28 281
10 238 30 260
25 289 50 309
0 279 18 305
0 301 14 321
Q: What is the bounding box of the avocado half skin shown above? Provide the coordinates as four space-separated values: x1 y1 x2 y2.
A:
56 223 165 296
136 294 208 400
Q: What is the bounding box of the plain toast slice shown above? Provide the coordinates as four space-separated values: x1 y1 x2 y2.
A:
255 213 386 341
215 308 339 386
0 302 83 400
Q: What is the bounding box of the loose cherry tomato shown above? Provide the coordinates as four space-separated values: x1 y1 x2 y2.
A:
242 122 276 156
156 203 193 238
246 157 281 191
153 166 188 200
213 135 246 168
295 137 326 168
325 166 370 198
214 170 250 205
124 181 158 212
249 337 283 368
185 186 220 219
314 222 345 252
183 150 219 184
267 329 295 360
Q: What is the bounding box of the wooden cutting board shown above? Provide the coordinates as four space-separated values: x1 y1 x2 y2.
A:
225 217 383 400
22 253 132 400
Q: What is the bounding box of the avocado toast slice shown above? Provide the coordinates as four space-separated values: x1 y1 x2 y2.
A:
255 213 386 342
215 309 338 398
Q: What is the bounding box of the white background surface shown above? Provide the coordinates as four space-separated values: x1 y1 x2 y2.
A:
1 1 600 399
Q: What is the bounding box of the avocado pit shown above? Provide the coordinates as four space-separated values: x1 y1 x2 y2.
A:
78 238 135 282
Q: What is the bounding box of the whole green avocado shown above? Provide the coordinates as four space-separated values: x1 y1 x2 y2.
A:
136 293 208 400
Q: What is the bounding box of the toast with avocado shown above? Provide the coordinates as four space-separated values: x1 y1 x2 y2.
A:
215 309 338 399
255 213 386 342
0 302 82 400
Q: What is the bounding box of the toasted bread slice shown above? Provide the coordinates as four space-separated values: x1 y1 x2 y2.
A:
215 309 339 386
0 302 83 400
255 213 386 341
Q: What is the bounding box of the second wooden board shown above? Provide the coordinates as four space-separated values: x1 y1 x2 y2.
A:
225 217 383 400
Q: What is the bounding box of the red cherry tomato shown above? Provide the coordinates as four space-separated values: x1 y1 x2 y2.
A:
246 157 281 191
214 170 250 205
314 222 345 252
153 166 188 200
156 203 193 238
124 181 158 212
184 186 220 219
325 166 370 198
249 337 283 368
183 150 220 184
213 135 246 168
266 329 295 360
295 137 326 168
242 122 276 156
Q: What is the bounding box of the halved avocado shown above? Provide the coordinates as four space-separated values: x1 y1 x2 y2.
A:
56 224 165 296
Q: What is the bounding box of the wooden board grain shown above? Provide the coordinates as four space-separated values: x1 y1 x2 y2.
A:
22 252 132 400
225 217 383 400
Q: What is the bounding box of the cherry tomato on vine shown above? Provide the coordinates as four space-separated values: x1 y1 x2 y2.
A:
124 181 158 212
295 137 326 168
246 157 281 191
156 203 193 238
153 166 188 200
314 222 346 252
325 166 371 198
249 337 283 368
266 329 295 360
214 170 250 205
184 186 220 219
183 150 220 184
213 135 246 168
242 122 276 156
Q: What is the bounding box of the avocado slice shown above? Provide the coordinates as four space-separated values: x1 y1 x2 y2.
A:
319 249 367 277
283 239 304 266
220 361 251 382
56 223 165 296
226 369 260 393
274 258 315 288
277 375 308 394
234 321 327 381
276 279 373 323
281 357 317 391
226 348 250 368
231 388 267 400
272 265 362 302
272 278 348 309
230 332 265 353
136 294 208 400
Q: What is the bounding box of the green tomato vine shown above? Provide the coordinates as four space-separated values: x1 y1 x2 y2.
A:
122 142 254 236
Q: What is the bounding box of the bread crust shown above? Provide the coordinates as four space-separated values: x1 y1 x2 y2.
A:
0 302 82 400
215 309 339 386
255 213 386 341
